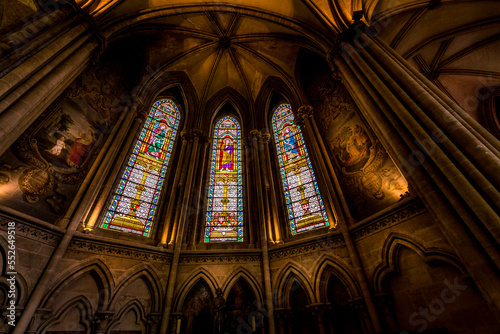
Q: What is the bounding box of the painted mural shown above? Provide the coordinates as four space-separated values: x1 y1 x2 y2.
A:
306 72 409 220
0 52 135 223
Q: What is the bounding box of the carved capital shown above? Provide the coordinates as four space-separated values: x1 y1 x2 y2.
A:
93 311 115 332
146 312 162 331
192 129 207 141
1 307 23 331
274 308 293 319
306 303 332 315
374 293 394 314
26 308 52 334
294 105 313 126
134 103 149 121
180 130 192 141
297 105 314 117
249 130 261 140
349 298 369 319
260 131 272 143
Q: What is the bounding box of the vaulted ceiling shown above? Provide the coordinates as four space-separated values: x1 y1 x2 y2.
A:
76 0 500 121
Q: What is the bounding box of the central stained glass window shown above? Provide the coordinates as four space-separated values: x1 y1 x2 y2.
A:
205 116 243 242
272 104 329 234
102 99 180 237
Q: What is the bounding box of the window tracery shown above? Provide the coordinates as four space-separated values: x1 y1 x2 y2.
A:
205 116 243 242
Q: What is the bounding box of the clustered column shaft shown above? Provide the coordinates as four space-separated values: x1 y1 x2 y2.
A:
332 26 500 320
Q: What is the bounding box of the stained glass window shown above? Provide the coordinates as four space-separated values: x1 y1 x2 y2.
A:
272 104 329 234
205 116 243 242
102 100 180 237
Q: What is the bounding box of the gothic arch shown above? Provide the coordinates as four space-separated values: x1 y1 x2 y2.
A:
106 299 147 334
202 87 249 133
135 71 198 131
255 76 302 130
38 296 93 334
221 267 264 308
311 254 362 302
173 267 219 312
40 258 115 310
274 262 315 308
372 232 465 293
109 263 164 313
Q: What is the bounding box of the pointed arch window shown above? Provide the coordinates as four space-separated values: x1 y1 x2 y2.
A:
272 103 329 234
102 99 181 237
205 116 243 242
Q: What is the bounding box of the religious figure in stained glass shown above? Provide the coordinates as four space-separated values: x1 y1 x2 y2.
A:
145 122 169 159
219 137 235 170
205 116 243 242
102 100 180 237
283 126 301 161
272 104 329 234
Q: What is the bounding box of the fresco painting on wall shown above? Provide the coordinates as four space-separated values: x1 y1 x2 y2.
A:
0 46 136 223
0 96 110 221
36 99 103 169
306 72 409 220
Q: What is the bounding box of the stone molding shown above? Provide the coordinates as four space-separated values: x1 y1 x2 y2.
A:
269 234 346 261
67 239 173 263
350 200 427 241
0 217 60 247
179 254 262 264
0 200 426 263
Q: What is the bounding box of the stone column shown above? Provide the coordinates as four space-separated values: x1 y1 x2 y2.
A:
332 25 500 319
169 312 183 334
11 92 138 334
0 307 22 334
274 308 293 334
294 106 338 227
250 130 276 334
93 311 114 334
189 137 209 247
81 100 145 231
159 131 191 245
160 131 201 333
295 106 382 333
260 131 282 243
167 133 194 246
258 132 274 243
181 129 204 245
25 308 51 334
349 299 371 334
374 293 397 331
243 141 255 246
306 303 332 334
146 312 162 334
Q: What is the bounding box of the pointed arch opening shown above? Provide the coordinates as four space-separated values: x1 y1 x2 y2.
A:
271 103 329 235
101 99 181 237
205 115 243 242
